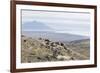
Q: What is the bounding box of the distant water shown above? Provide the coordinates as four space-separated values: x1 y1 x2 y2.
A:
22 31 89 42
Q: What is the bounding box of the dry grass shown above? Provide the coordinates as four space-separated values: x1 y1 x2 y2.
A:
21 35 90 63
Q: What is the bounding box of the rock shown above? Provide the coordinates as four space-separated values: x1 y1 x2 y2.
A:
21 36 75 62
57 55 72 60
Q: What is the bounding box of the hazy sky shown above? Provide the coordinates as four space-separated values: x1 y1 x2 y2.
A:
22 10 90 36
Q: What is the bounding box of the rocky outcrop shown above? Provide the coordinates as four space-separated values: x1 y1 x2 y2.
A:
21 36 74 63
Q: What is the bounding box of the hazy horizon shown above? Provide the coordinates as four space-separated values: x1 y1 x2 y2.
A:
22 10 91 37
22 30 89 37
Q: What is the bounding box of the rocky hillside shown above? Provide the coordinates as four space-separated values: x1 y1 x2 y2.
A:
66 39 90 60
21 35 89 63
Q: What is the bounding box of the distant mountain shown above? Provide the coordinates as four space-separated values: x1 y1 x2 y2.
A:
22 21 53 31
22 31 89 42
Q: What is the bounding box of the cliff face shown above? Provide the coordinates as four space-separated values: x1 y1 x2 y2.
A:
21 35 90 63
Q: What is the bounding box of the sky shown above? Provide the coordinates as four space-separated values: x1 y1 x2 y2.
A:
22 10 91 36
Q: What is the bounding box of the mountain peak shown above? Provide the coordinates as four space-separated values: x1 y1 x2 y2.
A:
22 20 53 31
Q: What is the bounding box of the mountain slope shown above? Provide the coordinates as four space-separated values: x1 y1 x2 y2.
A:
21 35 90 63
21 35 74 63
66 39 90 60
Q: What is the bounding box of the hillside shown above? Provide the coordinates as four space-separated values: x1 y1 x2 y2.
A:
21 35 90 63
66 39 90 60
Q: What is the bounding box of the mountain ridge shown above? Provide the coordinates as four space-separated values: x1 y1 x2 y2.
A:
22 31 89 42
